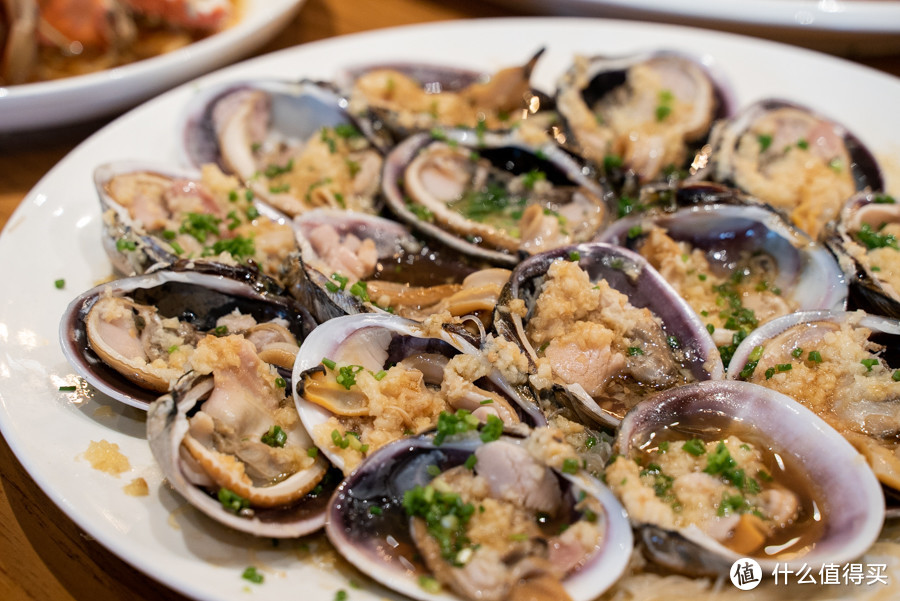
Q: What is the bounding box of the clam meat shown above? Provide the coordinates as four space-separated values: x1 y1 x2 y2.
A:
146 339 332 538
181 79 384 217
728 309 900 491
326 427 633 601
597 185 848 367
611 380 884 576
382 128 610 266
60 264 315 409
494 242 722 427
700 99 883 240
94 160 297 279
555 51 731 184
286 208 508 324
827 190 900 319
292 313 544 474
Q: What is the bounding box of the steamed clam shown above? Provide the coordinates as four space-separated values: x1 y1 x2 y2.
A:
326 427 633 601
59 263 316 409
728 309 900 491
610 380 884 576
827 190 900 318
94 160 297 279
181 79 385 217
597 182 848 367
493 242 723 428
146 347 333 538
555 51 732 186
291 313 545 474
698 98 883 240
284 208 509 324
341 49 550 143
382 128 611 266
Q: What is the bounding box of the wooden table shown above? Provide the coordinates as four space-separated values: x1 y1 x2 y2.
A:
1 1 898 599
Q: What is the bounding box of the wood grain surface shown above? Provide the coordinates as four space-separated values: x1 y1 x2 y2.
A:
0 1 898 599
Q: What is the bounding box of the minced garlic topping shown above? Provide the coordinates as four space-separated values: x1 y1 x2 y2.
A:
84 439 131 476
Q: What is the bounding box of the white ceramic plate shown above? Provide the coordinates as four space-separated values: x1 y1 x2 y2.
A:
488 0 900 55
2 17 899 601
0 0 307 133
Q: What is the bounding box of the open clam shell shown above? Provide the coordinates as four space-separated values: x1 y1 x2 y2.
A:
555 50 734 187
613 379 884 576
180 78 386 217
147 370 333 538
338 48 551 143
93 159 297 279
826 190 900 318
382 128 611 266
59 263 316 410
283 208 504 324
697 98 883 240
727 309 900 492
291 313 546 474
325 431 633 601
597 183 848 365
493 242 723 428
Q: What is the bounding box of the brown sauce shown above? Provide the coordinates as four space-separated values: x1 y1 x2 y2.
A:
635 415 827 560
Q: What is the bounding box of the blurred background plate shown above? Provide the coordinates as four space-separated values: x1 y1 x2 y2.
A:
0 0 307 133
487 0 900 56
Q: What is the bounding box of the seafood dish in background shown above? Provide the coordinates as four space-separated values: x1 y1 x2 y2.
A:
0 0 237 85
39 23 900 601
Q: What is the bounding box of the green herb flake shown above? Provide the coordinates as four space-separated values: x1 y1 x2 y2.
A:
568 250 581 262
261 425 287 448
368 506 383 516
479 414 504 443
349 280 370 302
336 364 365 390
59 385 77 392
218 488 250 514
418 576 442 594
403 484 476 565
307 447 319 458
682 438 707 456
704 441 736 475
808 350 823 363
180 213 221 244
757 134 773 152
54 278 65 289
334 590 348 601
627 346 644 356
791 347 804 358
213 325 228 337
433 409 480 446
242 566 264 584
861 358 879 372
116 238 137 252
321 357 337 370
464 455 478 470
561 458 580 474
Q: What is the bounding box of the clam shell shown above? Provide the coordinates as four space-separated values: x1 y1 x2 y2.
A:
147 373 333 538
382 128 611 266
493 242 723 427
291 313 545 473
615 379 884 575
59 264 315 410
597 187 849 314
325 432 633 601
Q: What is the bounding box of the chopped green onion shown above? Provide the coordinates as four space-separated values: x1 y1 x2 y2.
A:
241 566 264 584
261 425 287 448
